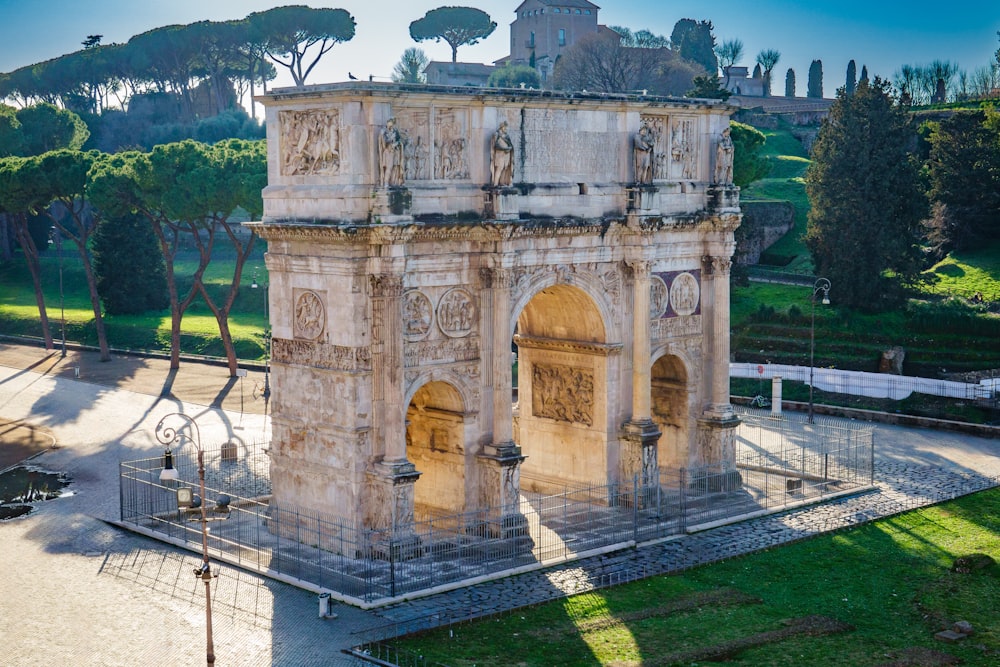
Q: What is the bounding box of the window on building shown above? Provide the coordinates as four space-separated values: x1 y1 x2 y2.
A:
529 31 535 47
575 9 582 14
554 8 561 13
559 29 566 46
585 10 592 15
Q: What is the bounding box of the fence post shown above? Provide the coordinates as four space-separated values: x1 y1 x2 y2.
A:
632 473 639 543
679 468 687 532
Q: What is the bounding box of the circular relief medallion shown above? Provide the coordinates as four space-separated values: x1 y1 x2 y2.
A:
670 272 700 317
437 288 477 338
293 290 326 340
649 275 669 319
403 290 433 341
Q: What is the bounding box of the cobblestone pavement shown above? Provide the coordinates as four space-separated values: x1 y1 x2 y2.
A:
1 342 998 665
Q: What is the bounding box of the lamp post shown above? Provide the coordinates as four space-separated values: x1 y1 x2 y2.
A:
155 413 216 666
808 278 831 424
250 271 270 406
48 227 67 358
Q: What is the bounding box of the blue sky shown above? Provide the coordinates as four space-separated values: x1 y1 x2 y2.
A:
1 0 997 99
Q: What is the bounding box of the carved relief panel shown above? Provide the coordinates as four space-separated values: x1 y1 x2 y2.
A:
670 117 698 180
640 114 670 181
433 108 470 180
394 108 431 181
293 289 327 341
531 363 594 426
279 109 341 176
403 290 433 341
652 271 701 319
437 288 477 338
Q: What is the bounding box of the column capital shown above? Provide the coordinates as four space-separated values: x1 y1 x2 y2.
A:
479 266 513 290
369 273 404 298
623 258 652 280
702 255 732 276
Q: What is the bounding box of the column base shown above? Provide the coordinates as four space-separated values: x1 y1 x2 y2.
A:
695 413 742 491
476 441 532 548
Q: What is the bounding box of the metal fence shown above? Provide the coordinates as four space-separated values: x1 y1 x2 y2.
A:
119 409 873 605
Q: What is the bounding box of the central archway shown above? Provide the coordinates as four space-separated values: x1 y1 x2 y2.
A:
513 284 614 494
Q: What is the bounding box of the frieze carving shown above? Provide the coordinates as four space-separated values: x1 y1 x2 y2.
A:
403 290 433 341
280 109 340 176
272 338 372 372
651 315 702 340
670 272 700 316
404 336 481 366
531 363 594 426
600 268 622 303
369 274 405 298
650 275 669 319
293 289 326 340
434 108 469 180
437 288 477 338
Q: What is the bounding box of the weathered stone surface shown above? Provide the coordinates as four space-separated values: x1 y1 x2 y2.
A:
249 83 740 533
933 630 966 643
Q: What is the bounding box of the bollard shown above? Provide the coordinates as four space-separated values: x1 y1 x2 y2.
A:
771 376 782 416
318 592 336 619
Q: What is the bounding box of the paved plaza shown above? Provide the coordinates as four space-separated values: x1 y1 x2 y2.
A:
1 341 998 666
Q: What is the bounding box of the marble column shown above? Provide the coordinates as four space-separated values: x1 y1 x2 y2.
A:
697 255 740 485
621 259 660 501
366 272 420 549
476 266 528 540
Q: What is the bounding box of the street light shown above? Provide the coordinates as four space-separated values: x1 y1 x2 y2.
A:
808 278 832 424
155 413 218 666
250 271 271 407
48 227 67 358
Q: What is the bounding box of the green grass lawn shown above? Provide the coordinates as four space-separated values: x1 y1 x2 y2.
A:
0 251 269 359
396 488 1000 666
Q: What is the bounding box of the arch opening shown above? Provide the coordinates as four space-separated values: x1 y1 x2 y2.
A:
406 381 467 520
513 284 612 494
651 354 690 470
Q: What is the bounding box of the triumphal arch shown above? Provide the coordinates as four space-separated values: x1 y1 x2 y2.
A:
249 83 740 541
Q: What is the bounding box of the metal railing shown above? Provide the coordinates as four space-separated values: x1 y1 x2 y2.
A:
119 409 873 604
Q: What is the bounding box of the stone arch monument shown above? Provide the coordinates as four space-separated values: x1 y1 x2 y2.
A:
248 83 741 543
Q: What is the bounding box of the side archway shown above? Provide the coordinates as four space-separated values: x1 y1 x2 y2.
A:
650 352 694 470
405 380 472 520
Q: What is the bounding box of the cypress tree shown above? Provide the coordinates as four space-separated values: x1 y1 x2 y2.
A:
92 209 169 315
845 60 857 95
805 78 926 311
785 68 796 97
807 59 824 98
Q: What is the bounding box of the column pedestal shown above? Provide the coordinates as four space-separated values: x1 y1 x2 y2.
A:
371 187 413 223
364 459 422 560
619 419 661 507
695 415 742 492
626 185 660 215
484 187 520 221
477 442 531 544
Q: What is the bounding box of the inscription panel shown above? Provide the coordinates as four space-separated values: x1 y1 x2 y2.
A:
521 109 620 182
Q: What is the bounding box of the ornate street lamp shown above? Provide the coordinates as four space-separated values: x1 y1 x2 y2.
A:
808 278 832 424
155 413 218 666
251 271 271 409
48 227 67 358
